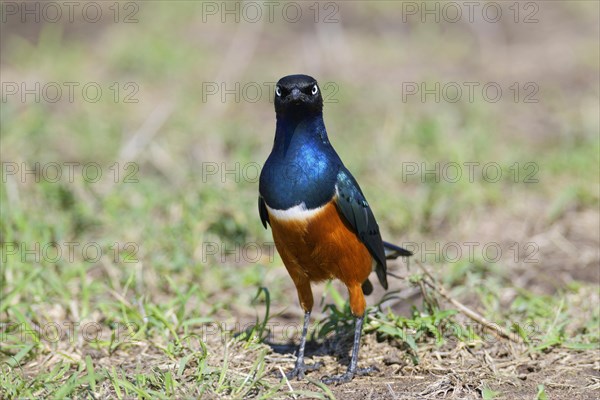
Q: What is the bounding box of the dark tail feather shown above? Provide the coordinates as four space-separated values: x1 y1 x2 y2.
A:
383 241 413 258
368 242 412 294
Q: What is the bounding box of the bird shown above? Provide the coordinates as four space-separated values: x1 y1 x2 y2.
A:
258 74 412 384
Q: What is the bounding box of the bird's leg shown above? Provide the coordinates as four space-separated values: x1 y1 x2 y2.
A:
322 314 378 384
285 311 322 379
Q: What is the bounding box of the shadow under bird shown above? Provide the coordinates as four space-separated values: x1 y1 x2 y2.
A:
258 74 412 384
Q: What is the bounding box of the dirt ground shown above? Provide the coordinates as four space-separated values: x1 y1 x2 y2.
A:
71 207 598 399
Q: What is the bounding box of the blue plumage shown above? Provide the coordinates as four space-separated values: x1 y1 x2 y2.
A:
259 115 340 210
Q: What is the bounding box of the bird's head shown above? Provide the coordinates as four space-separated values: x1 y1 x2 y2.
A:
274 74 323 117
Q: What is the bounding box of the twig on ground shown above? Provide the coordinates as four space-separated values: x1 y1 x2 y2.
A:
415 260 521 343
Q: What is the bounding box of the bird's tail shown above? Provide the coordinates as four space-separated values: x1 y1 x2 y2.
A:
383 241 413 258
363 241 412 295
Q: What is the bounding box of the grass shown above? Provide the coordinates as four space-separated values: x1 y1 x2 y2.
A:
2 2 599 399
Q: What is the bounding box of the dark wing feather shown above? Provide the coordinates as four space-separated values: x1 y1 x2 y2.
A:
334 169 388 289
258 196 269 228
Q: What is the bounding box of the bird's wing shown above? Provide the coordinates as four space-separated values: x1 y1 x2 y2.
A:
258 196 269 228
334 168 388 289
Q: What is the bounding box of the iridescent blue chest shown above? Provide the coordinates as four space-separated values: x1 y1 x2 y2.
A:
259 117 341 210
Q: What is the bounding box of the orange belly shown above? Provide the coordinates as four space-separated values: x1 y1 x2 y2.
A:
268 200 373 316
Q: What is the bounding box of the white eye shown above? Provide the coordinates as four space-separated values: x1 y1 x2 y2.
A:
275 86 282 97
311 84 318 95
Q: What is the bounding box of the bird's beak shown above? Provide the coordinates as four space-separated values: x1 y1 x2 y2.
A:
290 88 301 102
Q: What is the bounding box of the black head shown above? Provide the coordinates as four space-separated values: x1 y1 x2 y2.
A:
274 74 323 117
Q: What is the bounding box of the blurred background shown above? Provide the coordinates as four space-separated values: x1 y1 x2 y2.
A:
1 1 599 397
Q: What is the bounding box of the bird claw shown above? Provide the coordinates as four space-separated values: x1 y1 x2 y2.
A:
285 361 323 380
356 365 379 376
322 365 379 385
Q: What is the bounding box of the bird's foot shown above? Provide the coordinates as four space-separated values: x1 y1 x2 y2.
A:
285 361 323 380
322 365 379 385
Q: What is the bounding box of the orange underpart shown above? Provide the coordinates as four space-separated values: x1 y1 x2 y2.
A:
268 200 373 317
